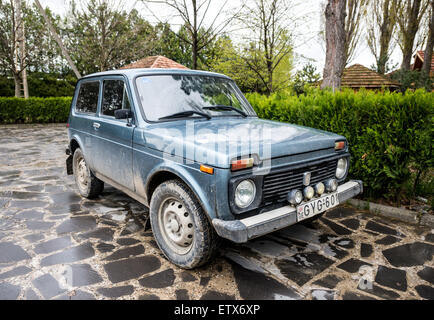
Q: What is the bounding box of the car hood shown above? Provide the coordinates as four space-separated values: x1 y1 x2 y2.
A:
142 117 345 168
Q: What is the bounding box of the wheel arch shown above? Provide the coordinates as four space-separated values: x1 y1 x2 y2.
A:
145 167 216 221
70 138 80 154
69 133 86 155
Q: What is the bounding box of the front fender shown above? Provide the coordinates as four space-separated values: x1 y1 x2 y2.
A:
145 162 217 221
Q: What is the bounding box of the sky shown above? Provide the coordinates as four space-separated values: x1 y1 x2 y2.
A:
38 0 404 73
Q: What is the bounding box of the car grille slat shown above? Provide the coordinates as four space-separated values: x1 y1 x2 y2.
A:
262 158 338 203
263 174 304 187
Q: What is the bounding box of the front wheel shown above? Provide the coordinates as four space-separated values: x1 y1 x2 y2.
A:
150 179 220 269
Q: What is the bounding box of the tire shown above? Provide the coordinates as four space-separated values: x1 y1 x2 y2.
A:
72 148 104 199
150 179 220 269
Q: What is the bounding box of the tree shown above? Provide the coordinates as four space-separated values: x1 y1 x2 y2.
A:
292 63 321 94
238 0 296 94
0 0 30 98
144 0 240 70
34 0 81 78
209 36 266 93
14 0 28 98
344 0 369 66
367 0 398 74
64 0 155 74
390 69 432 91
422 0 434 75
395 0 430 71
321 0 347 90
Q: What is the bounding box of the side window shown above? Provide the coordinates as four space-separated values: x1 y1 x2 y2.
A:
75 81 100 114
102 79 131 117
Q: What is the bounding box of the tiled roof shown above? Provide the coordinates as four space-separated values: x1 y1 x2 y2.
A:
120 56 189 70
413 50 434 76
341 64 400 89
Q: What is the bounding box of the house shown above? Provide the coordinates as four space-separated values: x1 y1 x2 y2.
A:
341 64 400 91
411 50 434 77
120 56 189 70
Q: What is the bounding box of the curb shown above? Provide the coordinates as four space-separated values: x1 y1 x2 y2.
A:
346 199 434 228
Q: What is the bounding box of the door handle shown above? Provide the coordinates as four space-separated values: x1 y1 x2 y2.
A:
93 122 100 129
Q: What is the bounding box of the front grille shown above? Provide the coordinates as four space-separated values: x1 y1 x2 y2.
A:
262 158 338 204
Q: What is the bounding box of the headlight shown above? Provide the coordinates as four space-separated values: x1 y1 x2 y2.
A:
315 182 325 195
336 158 348 179
304 186 315 200
235 180 256 208
288 189 303 205
325 179 338 192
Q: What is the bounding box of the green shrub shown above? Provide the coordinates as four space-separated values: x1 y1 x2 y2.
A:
246 88 434 201
0 97 72 124
0 74 76 97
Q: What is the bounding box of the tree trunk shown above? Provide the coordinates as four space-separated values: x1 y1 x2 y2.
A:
21 14 29 98
321 0 347 90
267 65 273 94
34 0 82 79
14 0 28 98
192 0 198 70
401 49 414 71
378 0 393 74
22 67 28 98
400 0 423 71
192 36 198 70
13 73 22 98
422 1 434 75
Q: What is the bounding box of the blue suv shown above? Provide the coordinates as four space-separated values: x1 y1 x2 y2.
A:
66 68 363 269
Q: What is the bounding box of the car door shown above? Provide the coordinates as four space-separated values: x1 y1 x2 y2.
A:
92 76 135 191
71 79 101 169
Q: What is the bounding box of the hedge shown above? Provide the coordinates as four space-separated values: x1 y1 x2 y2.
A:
0 97 72 124
246 88 434 201
0 75 76 97
1 88 433 201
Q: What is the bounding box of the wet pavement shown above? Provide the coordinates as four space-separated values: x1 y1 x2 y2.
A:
0 124 433 300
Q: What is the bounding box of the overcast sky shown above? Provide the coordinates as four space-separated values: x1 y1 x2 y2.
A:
39 0 404 73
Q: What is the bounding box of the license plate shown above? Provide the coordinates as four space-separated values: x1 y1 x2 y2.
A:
296 193 339 222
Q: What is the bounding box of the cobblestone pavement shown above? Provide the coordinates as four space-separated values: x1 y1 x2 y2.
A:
0 124 433 300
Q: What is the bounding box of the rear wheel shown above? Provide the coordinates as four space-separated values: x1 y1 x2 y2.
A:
150 179 220 269
73 148 104 198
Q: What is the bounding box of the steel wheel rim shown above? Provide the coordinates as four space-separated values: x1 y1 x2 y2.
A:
158 197 195 255
76 157 89 191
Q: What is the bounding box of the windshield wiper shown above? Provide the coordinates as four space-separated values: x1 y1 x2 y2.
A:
203 105 247 117
159 110 211 121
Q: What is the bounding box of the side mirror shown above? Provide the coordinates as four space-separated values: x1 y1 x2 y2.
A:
114 109 132 120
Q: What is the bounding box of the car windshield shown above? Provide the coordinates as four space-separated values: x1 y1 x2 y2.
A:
135 74 257 121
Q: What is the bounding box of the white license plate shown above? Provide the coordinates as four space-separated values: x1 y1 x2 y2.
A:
296 193 339 222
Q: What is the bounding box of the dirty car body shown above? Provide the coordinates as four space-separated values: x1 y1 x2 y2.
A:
66 68 362 268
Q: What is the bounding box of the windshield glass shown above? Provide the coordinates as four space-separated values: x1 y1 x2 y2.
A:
135 74 256 121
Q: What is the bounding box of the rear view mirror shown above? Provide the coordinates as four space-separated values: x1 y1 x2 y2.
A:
114 109 132 120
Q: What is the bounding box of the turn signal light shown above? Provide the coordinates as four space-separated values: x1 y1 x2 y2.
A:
231 158 254 171
335 141 345 151
200 165 214 175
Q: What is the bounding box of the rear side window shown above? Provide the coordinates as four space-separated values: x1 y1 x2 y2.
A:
102 79 131 117
75 81 100 114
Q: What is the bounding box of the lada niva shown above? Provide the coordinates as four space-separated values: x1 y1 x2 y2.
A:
66 69 363 269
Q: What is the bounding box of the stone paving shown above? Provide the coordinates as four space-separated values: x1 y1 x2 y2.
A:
0 124 433 300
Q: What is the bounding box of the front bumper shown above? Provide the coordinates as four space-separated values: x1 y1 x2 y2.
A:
212 180 363 243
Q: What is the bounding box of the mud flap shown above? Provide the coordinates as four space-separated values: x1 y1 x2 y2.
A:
66 155 73 175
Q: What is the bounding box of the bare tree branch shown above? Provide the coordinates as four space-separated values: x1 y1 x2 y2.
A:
144 0 243 69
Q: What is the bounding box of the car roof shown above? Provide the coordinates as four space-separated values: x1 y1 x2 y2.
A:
80 68 232 81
